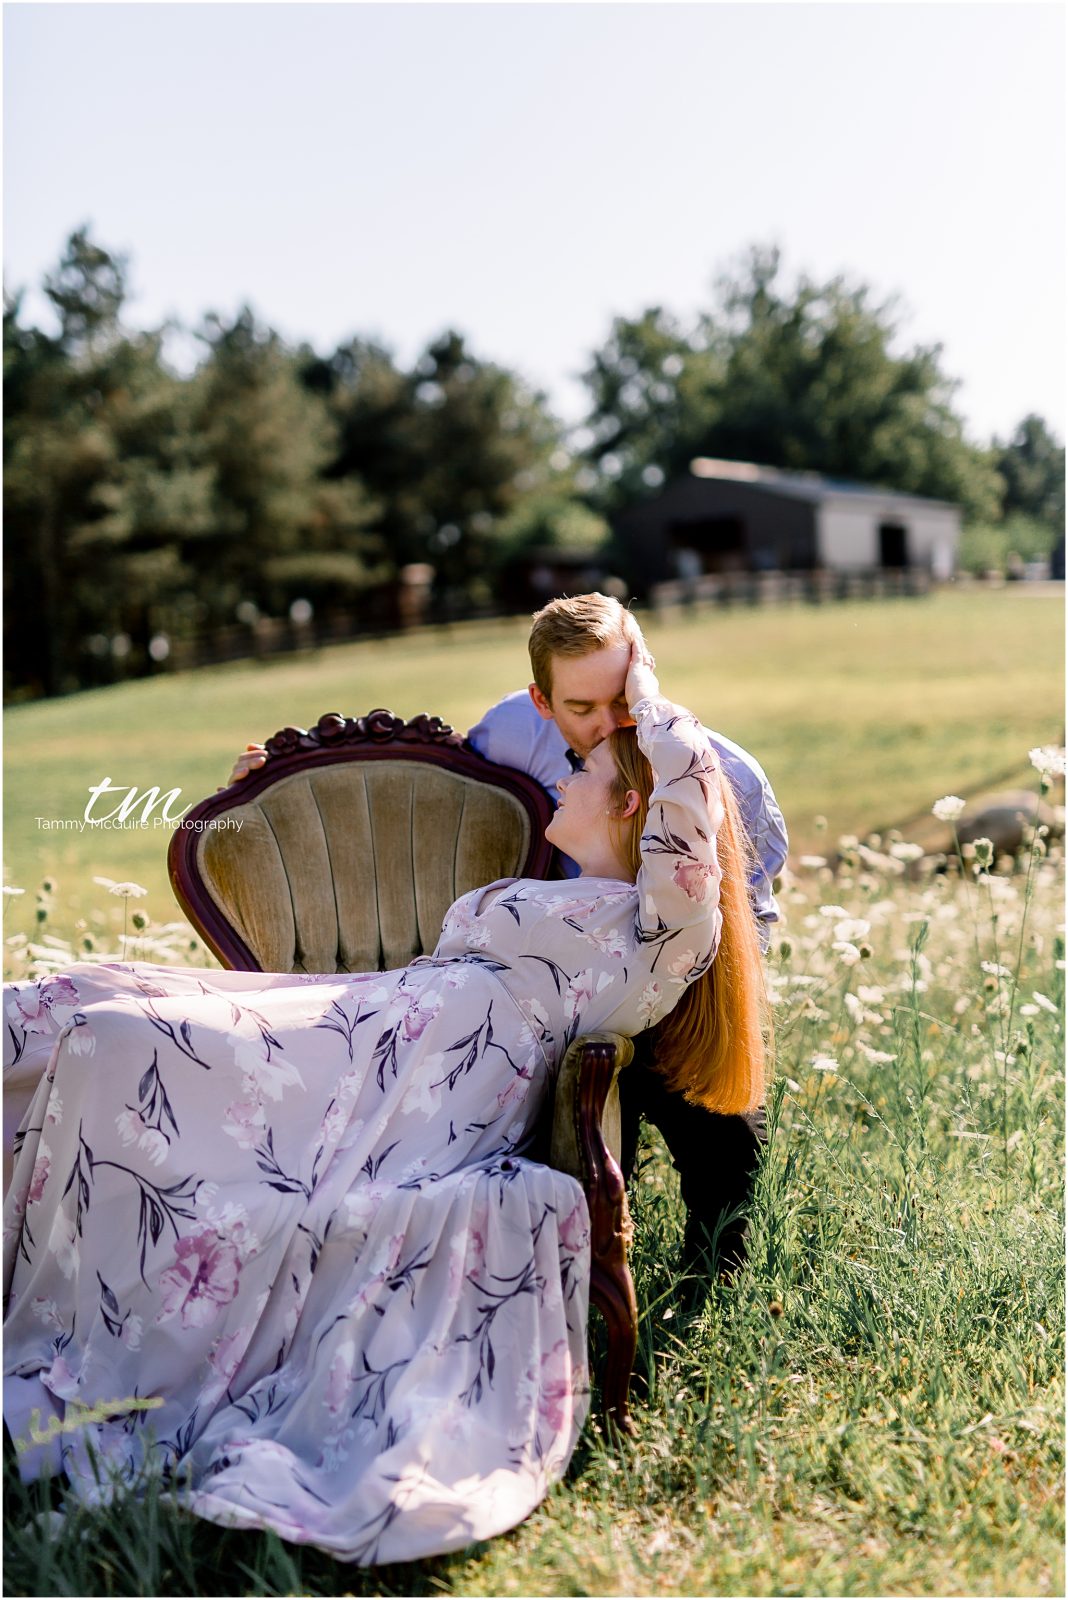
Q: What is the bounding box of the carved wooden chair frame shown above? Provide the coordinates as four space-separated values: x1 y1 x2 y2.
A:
168 708 639 1433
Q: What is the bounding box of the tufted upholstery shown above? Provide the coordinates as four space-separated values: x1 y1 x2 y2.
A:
195 762 537 974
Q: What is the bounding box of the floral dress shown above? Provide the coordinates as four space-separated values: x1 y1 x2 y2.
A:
3 695 724 1565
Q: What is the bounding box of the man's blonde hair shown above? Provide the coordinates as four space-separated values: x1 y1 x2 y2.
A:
528 593 634 701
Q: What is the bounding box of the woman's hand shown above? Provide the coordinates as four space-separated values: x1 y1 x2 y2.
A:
625 633 660 711
218 743 267 793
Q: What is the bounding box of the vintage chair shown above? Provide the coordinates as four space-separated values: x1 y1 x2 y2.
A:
168 708 639 1433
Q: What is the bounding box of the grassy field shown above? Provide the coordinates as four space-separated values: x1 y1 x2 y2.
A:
2 587 1063 930
3 832 1063 1596
2 585 1065 1596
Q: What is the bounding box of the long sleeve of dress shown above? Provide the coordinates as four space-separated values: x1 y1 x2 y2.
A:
630 693 725 974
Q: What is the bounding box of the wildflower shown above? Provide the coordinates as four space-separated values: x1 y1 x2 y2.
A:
834 918 871 942
981 961 1012 977
2 886 25 897
109 882 149 899
798 855 827 869
932 796 966 822
832 942 862 966
1029 746 1066 777
889 842 925 863
855 1042 896 1064
1031 991 1061 1016
972 837 994 868
818 905 850 920
811 1055 839 1073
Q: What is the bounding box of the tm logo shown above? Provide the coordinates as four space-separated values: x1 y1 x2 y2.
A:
84 779 190 826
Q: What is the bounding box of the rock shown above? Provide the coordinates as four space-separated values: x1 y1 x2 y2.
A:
956 791 1062 857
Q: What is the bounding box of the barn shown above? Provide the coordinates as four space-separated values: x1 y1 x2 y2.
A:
613 458 962 594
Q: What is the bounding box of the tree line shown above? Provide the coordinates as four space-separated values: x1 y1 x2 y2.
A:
5 230 1063 700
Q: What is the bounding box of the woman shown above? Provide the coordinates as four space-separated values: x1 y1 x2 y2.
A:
3 643 768 1564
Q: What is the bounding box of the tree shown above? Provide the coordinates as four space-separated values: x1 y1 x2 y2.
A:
310 329 565 608
995 415 1064 534
191 309 383 625
579 245 1003 524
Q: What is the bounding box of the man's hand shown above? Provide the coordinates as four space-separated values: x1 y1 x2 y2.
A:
625 635 660 711
218 743 267 793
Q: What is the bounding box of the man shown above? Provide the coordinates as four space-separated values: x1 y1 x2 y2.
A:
224 593 788 1280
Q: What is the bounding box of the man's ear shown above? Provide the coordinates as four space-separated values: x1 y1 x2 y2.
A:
529 683 555 723
619 788 641 819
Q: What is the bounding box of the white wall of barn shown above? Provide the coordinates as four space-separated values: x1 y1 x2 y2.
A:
816 499 961 571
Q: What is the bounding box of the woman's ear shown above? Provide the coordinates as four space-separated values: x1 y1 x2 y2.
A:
619 788 641 819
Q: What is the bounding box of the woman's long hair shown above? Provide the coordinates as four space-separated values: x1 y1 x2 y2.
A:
607 726 772 1115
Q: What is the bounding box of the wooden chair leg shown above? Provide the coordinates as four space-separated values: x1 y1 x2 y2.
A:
576 1041 639 1438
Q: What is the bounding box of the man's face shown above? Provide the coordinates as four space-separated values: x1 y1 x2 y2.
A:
529 642 634 757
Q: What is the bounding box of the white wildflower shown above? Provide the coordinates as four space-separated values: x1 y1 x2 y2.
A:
1029 746 1066 777
834 918 871 942
981 961 1012 978
889 841 925 863
832 942 862 966
932 796 966 822
811 1056 839 1073
3 886 26 897
1031 991 1061 1017
798 855 828 869
855 1042 896 1064
818 906 850 920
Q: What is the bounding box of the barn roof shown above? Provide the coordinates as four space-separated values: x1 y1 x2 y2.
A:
688 458 959 511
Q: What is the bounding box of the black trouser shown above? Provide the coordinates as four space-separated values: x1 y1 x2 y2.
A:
618 1029 767 1279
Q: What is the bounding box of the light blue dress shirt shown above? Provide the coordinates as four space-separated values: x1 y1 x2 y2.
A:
467 690 788 947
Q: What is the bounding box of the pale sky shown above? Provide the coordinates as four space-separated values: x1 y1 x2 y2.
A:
4 1 1065 443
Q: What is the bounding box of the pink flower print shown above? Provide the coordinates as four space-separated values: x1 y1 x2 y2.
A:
227 1024 305 1102
221 1098 267 1150
157 1230 241 1330
537 1341 573 1434
546 896 598 922
32 1296 65 1331
40 975 82 1025
672 860 720 903
558 1199 589 1255
44 1353 79 1400
324 1341 356 1417
667 947 698 978
121 1313 144 1351
48 1207 79 1279
115 1107 169 1166
401 988 442 1043
28 1143 52 1205
564 970 595 1024
467 1199 490 1278
7 986 53 1036
637 981 664 1026
65 1022 96 1057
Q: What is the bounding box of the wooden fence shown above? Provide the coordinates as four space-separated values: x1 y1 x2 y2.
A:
649 568 932 617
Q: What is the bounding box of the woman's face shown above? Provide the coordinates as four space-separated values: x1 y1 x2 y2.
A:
545 739 635 876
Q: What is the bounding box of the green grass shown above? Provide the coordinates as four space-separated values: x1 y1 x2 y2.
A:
3 586 1064 1594
3 832 1064 1596
2 588 1063 931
